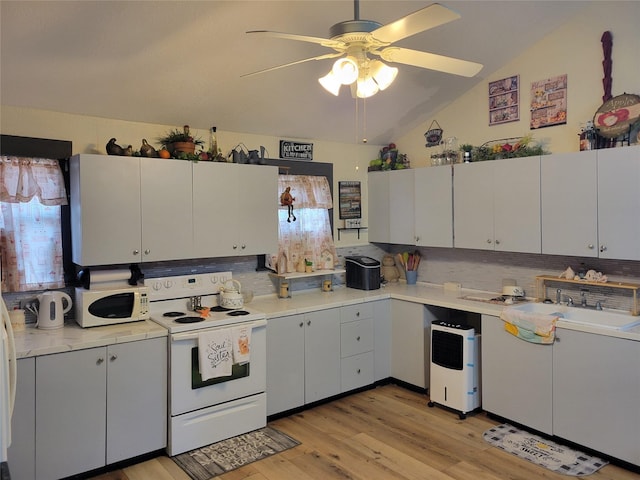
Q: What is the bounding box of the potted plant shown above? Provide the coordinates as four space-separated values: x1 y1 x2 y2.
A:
157 125 204 155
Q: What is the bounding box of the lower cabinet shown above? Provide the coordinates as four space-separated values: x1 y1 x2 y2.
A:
340 303 375 392
391 300 433 389
8 358 35 480
553 329 640 465
266 308 341 415
481 314 553 435
35 337 167 480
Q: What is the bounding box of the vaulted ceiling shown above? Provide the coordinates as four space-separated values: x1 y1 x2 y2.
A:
1 1 589 145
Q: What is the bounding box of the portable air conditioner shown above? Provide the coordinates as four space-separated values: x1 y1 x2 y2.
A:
428 320 481 419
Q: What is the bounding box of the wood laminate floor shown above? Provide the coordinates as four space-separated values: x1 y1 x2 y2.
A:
90 384 639 480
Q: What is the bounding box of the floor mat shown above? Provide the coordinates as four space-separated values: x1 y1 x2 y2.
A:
484 424 608 476
172 427 300 480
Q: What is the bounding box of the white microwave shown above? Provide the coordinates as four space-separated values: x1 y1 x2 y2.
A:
75 285 149 328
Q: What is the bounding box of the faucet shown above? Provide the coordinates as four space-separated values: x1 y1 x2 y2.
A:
580 289 588 307
556 288 562 304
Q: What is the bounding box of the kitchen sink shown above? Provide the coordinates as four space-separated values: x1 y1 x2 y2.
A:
506 302 640 331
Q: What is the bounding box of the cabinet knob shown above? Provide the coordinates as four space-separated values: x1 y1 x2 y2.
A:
133 249 140 255
356 311 360 317
600 245 607 252
96 357 104 365
110 354 118 361
307 320 311 326
357 369 361 374
486 239 492 244
299 322 304 328
588 244 594 250
356 336 361 341
233 244 238 250
144 249 151 255
495 239 500 245
241 244 246 249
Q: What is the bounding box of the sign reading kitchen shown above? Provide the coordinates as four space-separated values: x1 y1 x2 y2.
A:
280 140 313 160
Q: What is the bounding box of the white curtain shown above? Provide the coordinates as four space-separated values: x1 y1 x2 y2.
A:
268 175 338 274
1 156 67 292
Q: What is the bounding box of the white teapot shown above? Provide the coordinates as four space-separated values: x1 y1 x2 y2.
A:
219 279 244 310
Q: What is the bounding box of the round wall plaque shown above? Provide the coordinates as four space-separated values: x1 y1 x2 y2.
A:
593 93 640 138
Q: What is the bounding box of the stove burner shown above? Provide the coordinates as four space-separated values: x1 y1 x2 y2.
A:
209 306 229 312
164 311 186 317
227 310 250 316
175 316 205 324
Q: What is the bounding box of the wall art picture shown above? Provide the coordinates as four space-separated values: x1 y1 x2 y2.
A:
338 181 361 219
530 74 568 129
489 75 519 126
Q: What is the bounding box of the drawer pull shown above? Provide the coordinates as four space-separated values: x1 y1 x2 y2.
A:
356 336 361 341
357 369 361 374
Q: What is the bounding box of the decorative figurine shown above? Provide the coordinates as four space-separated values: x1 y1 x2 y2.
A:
280 186 296 222
106 138 125 156
140 139 157 157
381 254 400 282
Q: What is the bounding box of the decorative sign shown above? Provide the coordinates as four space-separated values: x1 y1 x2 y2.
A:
424 119 443 147
338 181 361 220
530 74 568 129
593 93 640 138
279 140 313 160
489 75 519 125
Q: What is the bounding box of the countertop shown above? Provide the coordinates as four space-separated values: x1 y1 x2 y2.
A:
13 281 640 359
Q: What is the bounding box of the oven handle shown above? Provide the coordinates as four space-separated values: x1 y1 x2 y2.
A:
171 318 267 342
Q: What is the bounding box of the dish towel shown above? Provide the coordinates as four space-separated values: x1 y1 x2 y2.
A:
232 325 251 365
198 328 233 380
500 308 558 344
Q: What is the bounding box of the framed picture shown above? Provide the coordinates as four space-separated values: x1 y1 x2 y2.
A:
489 75 519 125
338 181 361 219
530 74 568 129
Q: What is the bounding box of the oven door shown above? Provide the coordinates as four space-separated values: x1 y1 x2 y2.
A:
170 319 266 416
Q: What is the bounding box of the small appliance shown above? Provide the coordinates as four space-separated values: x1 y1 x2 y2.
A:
345 255 381 290
75 285 149 328
36 291 72 329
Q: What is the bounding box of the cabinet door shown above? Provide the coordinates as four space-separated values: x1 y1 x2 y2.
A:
7 358 35 480
266 314 305 415
36 348 107 480
140 158 193 261
541 151 598 256
553 329 640 464
453 162 494 250
367 172 390 243
481 315 553 434
106 338 167 464
236 164 278 255
373 299 391 381
304 308 341 404
597 146 640 260
414 166 453 247
493 156 541 253
70 154 142 265
391 300 429 388
389 169 415 245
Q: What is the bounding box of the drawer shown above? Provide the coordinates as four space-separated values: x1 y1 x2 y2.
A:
341 351 374 392
341 318 374 357
340 303 373 324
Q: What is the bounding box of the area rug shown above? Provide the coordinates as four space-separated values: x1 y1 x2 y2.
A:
172 427 300 480
483 424 608 476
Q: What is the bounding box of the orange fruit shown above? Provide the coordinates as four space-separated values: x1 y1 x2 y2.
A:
158 148 170 159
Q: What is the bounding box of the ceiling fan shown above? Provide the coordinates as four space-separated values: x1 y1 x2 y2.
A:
243 1 483 98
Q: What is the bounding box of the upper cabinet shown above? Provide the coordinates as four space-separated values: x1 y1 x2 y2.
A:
192 162 278 258
71 155 278 266
414 166 453 248
541 146 640 260
389 169 415 245
454 156 541 253
367 171 390 243
70 154 193 266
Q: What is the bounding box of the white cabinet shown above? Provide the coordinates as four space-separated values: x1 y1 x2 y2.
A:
454 156 541 253
340 303 374 392
7 358 35 480
597 145 640 260
414 166 453 248
266 308 340 415
193 162 278 258
373 299 391 381
367 170 414 244
70 154 193 265
391 300 431 389
35 338 167 479
541 151 598 257
553 329 640 465
481 315 553 434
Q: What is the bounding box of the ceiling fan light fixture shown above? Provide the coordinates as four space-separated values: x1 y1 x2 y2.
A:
370 60 398 91
332 56 359 85
318 70 341 96
356 75 379 98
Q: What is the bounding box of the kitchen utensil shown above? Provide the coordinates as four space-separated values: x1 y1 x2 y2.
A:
219 279 244 309
36 291 72 329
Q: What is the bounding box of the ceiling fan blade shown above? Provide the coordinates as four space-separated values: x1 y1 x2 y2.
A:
241 52 343 78
247 30 345 50
380 47 482 77
372 3 460 44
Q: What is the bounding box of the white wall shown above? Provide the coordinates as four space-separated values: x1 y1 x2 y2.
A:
398 2 640 167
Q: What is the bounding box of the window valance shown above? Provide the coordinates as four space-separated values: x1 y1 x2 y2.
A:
0 156 68 206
